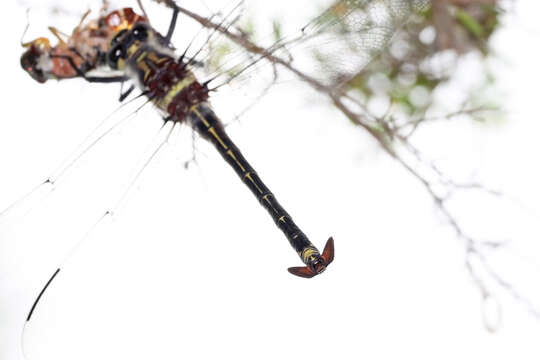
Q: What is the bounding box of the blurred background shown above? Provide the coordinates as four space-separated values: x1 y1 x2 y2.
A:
1 0 539 359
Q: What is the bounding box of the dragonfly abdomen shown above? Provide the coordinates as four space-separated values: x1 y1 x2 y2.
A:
189 104 319 258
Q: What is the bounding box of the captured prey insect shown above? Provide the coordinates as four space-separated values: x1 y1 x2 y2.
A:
21 6 148 83
19 2 336 284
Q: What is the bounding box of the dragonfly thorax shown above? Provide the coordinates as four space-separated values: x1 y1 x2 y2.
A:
107 23 209 122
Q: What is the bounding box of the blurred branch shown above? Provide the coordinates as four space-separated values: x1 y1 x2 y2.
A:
399 105 496 138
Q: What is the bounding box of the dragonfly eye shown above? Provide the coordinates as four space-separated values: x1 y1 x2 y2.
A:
132 23 149 41
107 45 125 70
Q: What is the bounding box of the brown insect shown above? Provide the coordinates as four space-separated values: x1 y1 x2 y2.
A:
21 6 147 83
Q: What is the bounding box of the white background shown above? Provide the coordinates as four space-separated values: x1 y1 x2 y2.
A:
1 0 540 359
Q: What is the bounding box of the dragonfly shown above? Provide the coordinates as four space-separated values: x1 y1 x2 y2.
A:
6 0 429 357
20 1 335 280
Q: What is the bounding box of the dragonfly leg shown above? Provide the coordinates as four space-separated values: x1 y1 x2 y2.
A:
119 84 135 102
164 2 180 44
51 54 129 83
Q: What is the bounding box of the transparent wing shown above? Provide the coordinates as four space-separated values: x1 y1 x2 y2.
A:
298 0 431 86
182 0 430 86
164 0 430 121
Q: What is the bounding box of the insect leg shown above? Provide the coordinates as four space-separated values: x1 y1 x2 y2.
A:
25 269 60 322
74 9 92 33
164 2 180 44
47 26 68 45
119 84 136 102
136 0 150 25
51 54 129 83
83 75 128 84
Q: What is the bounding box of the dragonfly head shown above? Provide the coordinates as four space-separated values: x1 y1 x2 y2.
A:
20 37 51 83
107 22 154 71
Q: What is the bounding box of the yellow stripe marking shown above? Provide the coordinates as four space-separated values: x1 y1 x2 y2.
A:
301 247 319 263
158 73 196 110
244 172 263 194
226 150 246 172
208 127 228 149
189 105 230 153
190 106 211 127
